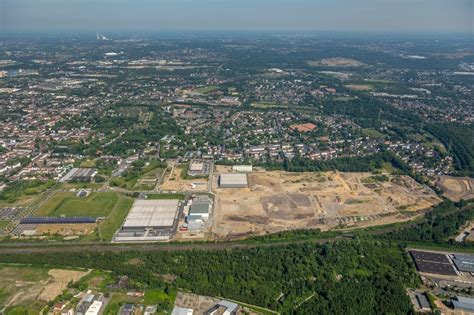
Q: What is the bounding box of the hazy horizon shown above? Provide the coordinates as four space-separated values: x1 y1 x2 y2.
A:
1 0 472 33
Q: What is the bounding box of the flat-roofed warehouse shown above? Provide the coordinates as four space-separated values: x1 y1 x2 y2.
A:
219 173 248 188
122 199 180 231
232 165 253 173
60 168 97 183
453 254 474 273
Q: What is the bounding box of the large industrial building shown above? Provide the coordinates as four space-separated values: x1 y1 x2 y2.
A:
232 165 253 173
219 173 248 188
186 195 212 231
452 254 474 273
60 168 98 183
452 296 474 312
187 159 212 177
114 199 180 242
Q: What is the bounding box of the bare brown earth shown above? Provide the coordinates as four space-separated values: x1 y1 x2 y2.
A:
38 269 88 301
344 84 373 91
212 171 441 238
436 176 474 202
0 266 87 309
35 223 96 236
160 165 208 192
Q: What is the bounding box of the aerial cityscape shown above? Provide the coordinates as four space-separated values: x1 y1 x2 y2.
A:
0 0 473 314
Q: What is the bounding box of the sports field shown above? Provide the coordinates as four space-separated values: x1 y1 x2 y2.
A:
36 192 119 217
34 191 133 241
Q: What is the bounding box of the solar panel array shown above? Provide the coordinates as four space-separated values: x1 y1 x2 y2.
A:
410 250 457 276
20 217 97 224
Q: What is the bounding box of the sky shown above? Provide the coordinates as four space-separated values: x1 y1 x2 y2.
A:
1 0 472 33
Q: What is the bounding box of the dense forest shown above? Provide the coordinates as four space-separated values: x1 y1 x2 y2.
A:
0 241 418 314
383 200 474 244
282 151 398 173
0 179 55 203
425 123 474 177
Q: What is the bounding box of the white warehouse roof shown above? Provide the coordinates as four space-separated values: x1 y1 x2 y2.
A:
219 173 248 187
232 165 253 172
123 199 179 229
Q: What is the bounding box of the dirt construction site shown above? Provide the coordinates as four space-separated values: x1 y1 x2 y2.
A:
212 171 441 238
159 165 208 192
436 176 474 202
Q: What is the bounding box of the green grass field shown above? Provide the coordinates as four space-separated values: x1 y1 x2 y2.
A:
36 192 120 218
0 266 50 313
33 191 133 242
362 128 385 138
0 220 10 230
194 85 219 94
98 196 133 241
146 193 185 200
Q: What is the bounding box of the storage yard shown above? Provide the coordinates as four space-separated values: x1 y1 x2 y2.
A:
212 171 441 238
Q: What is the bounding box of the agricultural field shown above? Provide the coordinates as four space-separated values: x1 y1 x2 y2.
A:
212 171 441 238
160 164 208 192
0 265 87 314
436 176 474 201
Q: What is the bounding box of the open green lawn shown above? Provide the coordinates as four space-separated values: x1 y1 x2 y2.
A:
0 194 40 208
0 220 10 230
60 182 104 190
79 159 96 168
0 265 50 312
146 193 185 200
98 196 133 241
362 128 385 138
194 85 219 94
36 192 120 218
